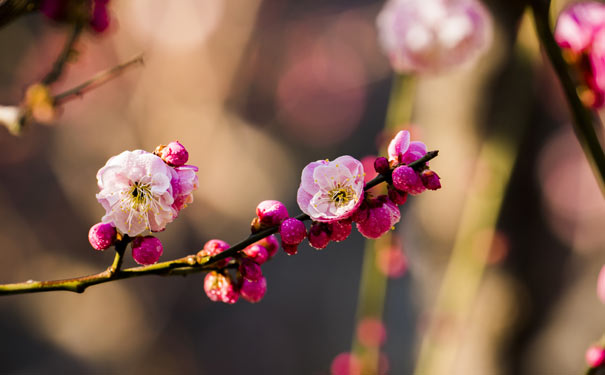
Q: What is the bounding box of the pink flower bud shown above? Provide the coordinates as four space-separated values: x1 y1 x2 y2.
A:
90 0 110 33
155 141 189 167
308 222 331 250
131 236 163 265
392 166 425 195
586 345 605 367
88 222 116 251
421 169 442 190
282 243 299 255
387 185 408 205
243 244 269 265
239 258 263 281
356 197 401 239
240 276 267 303
256 235 279 259
204 271 239 304
256 200 289 226
357 318 387 348
197 239 231 267
330 220 353 242
279 218 306 245
374 157 390 175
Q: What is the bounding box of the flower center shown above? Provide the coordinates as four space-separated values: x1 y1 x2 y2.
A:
329 185 355 207
129 181 152 210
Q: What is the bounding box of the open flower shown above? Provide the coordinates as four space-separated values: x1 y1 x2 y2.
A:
297 155 365 223
387 130 427 165
377 0 492 73
171 165 199 213
96 150 177 236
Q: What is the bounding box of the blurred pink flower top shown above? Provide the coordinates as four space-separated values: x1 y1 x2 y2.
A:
376 0 492 73
555 1 605 108
297 156 365 223
96 150 177 236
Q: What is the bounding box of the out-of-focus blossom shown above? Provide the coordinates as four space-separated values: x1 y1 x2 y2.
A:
131 236 163 265
239 258 263 282
330 352 362 375
376 246 407 278
597 265 605 304
586 345 605 367
96 150 176 236
41 0 112 33
0 105 21 135
297 156 365 223
376 0 492 73
555 1 605 108
357 317 387 348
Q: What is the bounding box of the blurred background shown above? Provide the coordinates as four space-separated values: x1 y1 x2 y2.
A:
0 0 604 374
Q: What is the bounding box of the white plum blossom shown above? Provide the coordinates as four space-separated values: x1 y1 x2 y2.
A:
297 155 365 223
376 0 493 73
96 150 178 236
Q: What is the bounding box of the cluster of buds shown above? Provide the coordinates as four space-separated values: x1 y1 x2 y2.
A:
555 1 605 108
41 0 112 33
200 235 279 304
88 141 198 265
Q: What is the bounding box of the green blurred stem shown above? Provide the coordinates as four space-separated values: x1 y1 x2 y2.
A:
0 151 437 296
530 1 605 196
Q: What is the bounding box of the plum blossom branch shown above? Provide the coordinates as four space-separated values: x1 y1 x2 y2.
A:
530 0 605 195
0 150 438 296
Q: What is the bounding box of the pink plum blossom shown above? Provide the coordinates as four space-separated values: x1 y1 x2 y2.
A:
555 1 605 108
554 1 605 53
197 239 231 268
131 236 163 265
170 165 199 213
376 0 493 73
252 235 279 259
421 169 442 190
297 155 365 223
392 165 426 195
308 222 331 250
204 271 239 304
96 150 177 236
155 141 189 167
88 222 116 251
256 200 289 226
330 220 353 242
387 130 427 165
240 276 267 303
239 258 263 281
242 244 269 265
279 218 307 245
356 197 401 239
597 264 605 304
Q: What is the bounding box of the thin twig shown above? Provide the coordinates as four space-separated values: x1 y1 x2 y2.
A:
53 53 145 105
0 151 438 295
42 22 84 85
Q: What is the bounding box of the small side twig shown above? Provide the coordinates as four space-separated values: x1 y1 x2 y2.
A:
53 53 145 105
42 22 84 85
